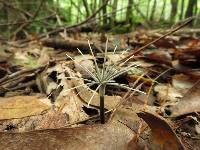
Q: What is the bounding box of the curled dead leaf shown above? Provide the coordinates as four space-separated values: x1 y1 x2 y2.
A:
170 80 200 117
137 111 185 150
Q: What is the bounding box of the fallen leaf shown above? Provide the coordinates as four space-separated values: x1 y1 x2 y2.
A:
55 90 88 124
172 60 200 79
74 54 95 78
35 109 69 129
37 48 50 66
0 121 134 150
154 84 183 103
144 50 172 66
170 80 200 117
37 64 89 123
137 111 185 150
106 53 126 64
172 74 196 91
0 96 50 120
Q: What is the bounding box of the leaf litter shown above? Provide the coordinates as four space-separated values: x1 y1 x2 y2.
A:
0 28 200 149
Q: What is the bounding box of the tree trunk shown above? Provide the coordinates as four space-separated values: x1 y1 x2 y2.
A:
126 0 133 25
185 0 197 18
193 0 198 26
102 0 107 25
132 1 151 28
92 0 97 24
146 0 151 19
185 0 197 26
159 0 166 21
170 0 179 23
179 0 185 20
194 0 198 16
82 0 90 18
92 0 97 13
77 1 80 22
98 0 102 25
110 0 118 26
150 0 157 21
68 0 72 23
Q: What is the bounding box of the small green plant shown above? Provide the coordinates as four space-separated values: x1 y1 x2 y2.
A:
66 40 145 124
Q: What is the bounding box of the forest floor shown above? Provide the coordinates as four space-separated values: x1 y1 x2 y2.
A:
0 27 200 149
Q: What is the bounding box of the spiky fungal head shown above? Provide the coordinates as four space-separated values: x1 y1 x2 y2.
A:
66 39 145 123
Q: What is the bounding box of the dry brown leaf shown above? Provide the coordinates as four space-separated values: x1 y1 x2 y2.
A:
172 74 196 92
172 60 200 78
138 111 185 150
112 103 158 149
35 109 69 129
37 64 88 124
37 48 50 66
0 121 134 150
55 90 88 124
170 80 200 117
154 84 183 103
0 96 50 120
144 50 172 66
106 53 126 64
74 54 95 78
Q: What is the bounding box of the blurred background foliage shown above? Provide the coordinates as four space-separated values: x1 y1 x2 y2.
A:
0 0 199 39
